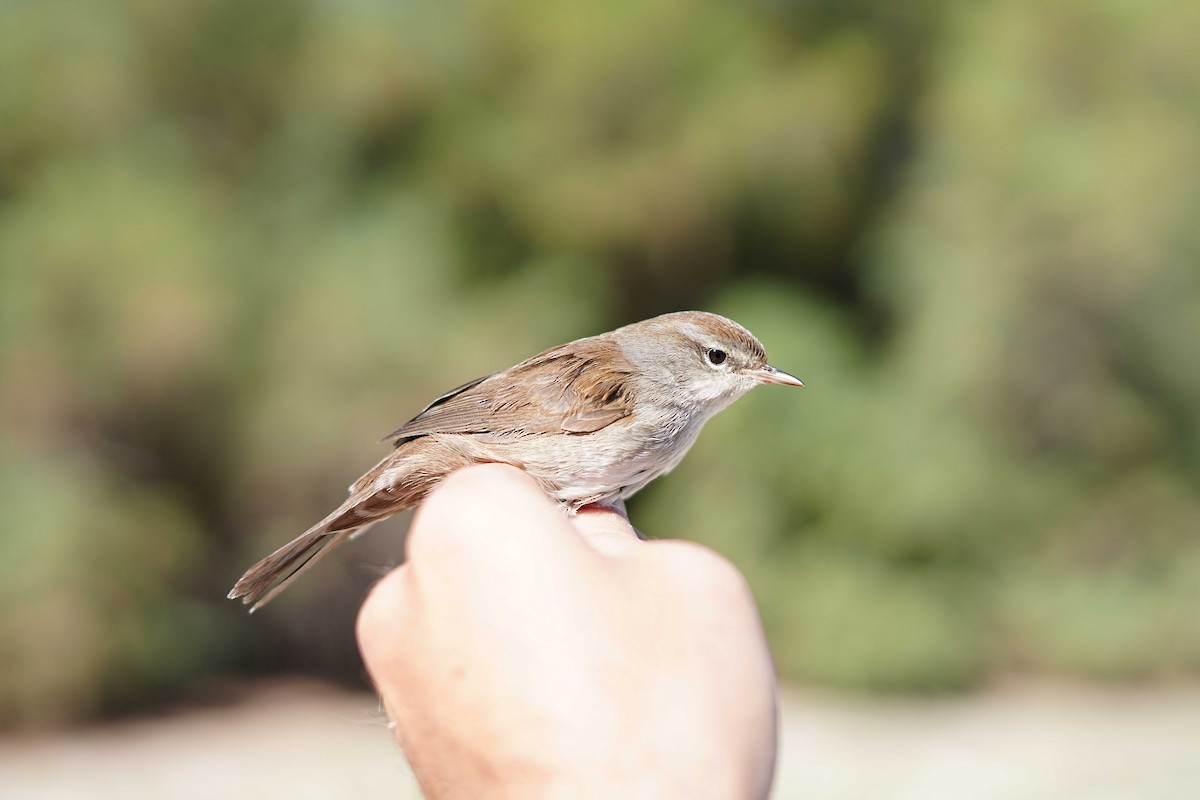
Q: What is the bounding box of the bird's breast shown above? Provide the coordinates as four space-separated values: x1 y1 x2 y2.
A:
478 404 706 507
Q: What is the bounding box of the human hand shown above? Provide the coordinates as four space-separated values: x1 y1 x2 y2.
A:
356 464 777 800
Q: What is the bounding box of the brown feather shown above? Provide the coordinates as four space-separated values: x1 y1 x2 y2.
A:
229 437 480 610
382 338 636 443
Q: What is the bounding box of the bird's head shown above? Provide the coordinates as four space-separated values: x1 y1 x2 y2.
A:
613 311 803 414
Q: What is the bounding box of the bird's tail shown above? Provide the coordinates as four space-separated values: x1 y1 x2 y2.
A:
228 512 376 613
229 439 476 611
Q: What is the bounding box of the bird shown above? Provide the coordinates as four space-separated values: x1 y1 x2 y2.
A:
229 311 802 611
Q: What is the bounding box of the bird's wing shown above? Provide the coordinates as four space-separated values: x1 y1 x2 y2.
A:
381 337 636 444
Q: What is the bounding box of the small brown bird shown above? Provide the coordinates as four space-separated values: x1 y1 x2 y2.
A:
229 311 802 610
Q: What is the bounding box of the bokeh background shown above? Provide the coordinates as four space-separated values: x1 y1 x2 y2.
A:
2 0 1199 757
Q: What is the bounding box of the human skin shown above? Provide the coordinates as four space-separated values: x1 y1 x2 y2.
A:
356 464 778 800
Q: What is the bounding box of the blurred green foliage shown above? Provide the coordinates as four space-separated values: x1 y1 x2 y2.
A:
2 0 1199 726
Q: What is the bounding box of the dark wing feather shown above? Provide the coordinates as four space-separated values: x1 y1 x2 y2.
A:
382 338 635 444
560 407 629 433
381 373 496 443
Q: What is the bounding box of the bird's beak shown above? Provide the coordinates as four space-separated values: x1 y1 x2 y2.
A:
748 364 804 387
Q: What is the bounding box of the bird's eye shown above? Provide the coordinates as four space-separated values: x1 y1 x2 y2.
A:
706 348 727 366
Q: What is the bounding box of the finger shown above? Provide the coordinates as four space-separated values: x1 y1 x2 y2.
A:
406 463 592 578
356 565 414 722
571 505 643 558
410 463 575 554
602 498 630 519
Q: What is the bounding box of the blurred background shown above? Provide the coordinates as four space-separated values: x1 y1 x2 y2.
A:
2 0 1199 796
